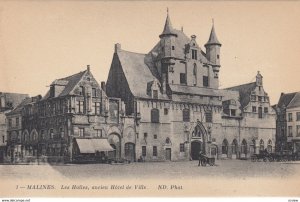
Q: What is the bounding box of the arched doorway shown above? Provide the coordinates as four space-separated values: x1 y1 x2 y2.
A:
241 139 247 158
124 142 135 162
108 144 117 159
231 139 238 159
108 133 121 160
222 139 229 158
191 141 201 160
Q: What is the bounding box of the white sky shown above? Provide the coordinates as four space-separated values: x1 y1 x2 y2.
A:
0 1 299 105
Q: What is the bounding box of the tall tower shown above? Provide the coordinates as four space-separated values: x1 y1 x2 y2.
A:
205 23 222 79
159 10 178 94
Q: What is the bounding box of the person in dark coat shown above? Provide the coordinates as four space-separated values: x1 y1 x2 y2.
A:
198 151 203 166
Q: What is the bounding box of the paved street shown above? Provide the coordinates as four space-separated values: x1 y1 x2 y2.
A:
1 159 299 180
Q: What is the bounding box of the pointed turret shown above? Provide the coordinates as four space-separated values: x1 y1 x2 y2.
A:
205 24 221 46
159 10 177 38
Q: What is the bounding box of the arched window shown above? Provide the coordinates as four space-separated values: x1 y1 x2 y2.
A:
259 139 264 151
193 64 197 86
232 139 238 154
241 139 247 154
267 140 272 152
151 108 159 123
166 137 171 144
222 139 229 155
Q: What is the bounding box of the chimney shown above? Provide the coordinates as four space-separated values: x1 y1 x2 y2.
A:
114 43 121 53
101 81 106 92
87 65 90 72
191 35 196 40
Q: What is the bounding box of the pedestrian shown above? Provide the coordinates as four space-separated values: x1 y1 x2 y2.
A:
198 151 203 166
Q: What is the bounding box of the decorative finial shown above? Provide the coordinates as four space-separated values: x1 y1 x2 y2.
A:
212 18 214 25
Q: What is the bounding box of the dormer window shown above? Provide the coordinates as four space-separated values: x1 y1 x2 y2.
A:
192 49 197 60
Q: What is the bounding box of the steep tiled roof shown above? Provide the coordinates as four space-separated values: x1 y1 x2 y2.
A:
43 70 86 99
159 13 177 38
288 92 300 108
277 92 296 108
225 82 256 109
116 50 168 99
7 97 32 115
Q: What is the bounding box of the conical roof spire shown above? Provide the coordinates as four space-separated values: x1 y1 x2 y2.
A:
205 22 221 47
159 9 177 38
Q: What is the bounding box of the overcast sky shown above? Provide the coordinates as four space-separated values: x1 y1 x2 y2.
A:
0 1 299 104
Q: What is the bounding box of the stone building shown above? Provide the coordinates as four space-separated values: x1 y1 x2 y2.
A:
106 12 276 161
17 66 134 163
0 92 28 162
275 92 300 153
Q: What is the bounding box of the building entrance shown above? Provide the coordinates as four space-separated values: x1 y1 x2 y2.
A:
165 148 171 161
191 141 202 160
125 142 135 162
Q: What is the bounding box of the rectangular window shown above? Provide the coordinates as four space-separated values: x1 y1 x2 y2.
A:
144 133 147 139
142 146 146 157
183 109 190 122
297 125 300 137
288 126 293 137
153 146 157 157
151 109 160 123
164 108 168 115
180 73 187 84
258 107 263 118
79 128 84 137
297 112 300 121
264 107 268 113
50 129 54 139
92 88 97 97
79 86 84 96
205 112 212 123
251 95 256 101
8 119 12 127
203 76 209 87
96 129 102 138
60 128 64 138
192 49 197 60
154 134 157 139
172 46 175 50
231 109 236 116
92 102 101 115
258 96 263 102
252 106 257 113
16 118 19 127
180 143 185 152
288 113 293 122
153 90 158 99
77 101 84 113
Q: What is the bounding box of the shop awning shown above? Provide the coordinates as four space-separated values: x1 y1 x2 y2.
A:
76 139 114 154
91 139 115 152
76 139 95 153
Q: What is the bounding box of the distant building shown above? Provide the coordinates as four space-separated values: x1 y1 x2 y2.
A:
275 92 300 153
0 92 28 162
106 12 276 161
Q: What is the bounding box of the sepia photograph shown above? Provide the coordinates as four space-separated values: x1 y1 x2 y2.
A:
0 0 299 199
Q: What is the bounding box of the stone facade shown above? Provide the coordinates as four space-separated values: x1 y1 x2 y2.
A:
275 92 300 153
106 13 276 161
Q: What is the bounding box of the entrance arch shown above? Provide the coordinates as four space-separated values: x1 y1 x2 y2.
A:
124 142 135 162
108 133 121 160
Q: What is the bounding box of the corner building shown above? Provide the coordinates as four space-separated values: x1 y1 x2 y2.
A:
106 13 276 161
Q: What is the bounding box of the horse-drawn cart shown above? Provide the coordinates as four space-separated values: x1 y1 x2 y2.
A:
199 154 215 166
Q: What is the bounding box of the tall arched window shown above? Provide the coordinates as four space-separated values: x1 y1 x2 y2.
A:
259 139 264 151
222 139 229 155
241 139 247 155
193 64 197 86
267 140 272 152
232 139 238 155
151 108 159 123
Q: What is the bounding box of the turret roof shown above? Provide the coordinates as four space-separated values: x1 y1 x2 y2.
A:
159 12 177 38
205 25 221 46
